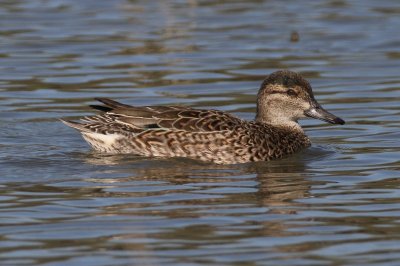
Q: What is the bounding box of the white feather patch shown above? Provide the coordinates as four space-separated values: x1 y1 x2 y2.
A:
82 132 121 151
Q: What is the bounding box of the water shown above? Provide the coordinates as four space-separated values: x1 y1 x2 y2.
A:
1 0 400 265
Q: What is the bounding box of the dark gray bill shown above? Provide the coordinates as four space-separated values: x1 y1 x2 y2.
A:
304 104 345 125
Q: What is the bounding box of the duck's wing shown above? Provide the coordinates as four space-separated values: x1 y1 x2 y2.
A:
61 98 244 134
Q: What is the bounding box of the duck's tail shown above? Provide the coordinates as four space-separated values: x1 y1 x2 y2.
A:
59 119 91 132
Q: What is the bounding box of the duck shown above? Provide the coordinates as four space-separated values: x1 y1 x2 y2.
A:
61 70 344 164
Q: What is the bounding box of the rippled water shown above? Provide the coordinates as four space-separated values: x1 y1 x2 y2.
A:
1 0 400 265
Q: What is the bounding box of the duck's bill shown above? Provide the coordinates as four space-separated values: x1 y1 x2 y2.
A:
304 105 345 125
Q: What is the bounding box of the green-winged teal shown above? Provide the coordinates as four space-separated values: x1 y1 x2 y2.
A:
61 70 344 164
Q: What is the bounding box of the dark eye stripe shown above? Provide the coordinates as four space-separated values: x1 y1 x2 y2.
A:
287 89 297 96
268 90 297 96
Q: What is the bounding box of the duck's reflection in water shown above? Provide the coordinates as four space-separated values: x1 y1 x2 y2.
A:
79 148 330 261
83 150 320 208
81 149 327 213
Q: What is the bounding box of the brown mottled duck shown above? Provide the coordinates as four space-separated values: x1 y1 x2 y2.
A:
61 70 345 164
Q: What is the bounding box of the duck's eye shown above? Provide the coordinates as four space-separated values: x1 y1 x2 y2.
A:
287 89 297 96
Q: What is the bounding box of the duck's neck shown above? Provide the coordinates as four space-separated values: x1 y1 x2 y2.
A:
255 112 305 133
255 117 304 134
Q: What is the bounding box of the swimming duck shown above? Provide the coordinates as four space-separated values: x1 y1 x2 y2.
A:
61 70 344 164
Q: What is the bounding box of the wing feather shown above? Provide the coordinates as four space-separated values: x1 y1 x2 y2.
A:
64 98 244 134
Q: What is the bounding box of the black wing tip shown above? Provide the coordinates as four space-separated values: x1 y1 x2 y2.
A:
94 98 130 108
90 104 112 112
94 97 115 106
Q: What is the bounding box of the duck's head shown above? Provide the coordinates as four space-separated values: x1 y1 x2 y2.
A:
256 70 344 129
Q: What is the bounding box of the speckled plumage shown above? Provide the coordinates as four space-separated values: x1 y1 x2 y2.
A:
61 70 344 164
